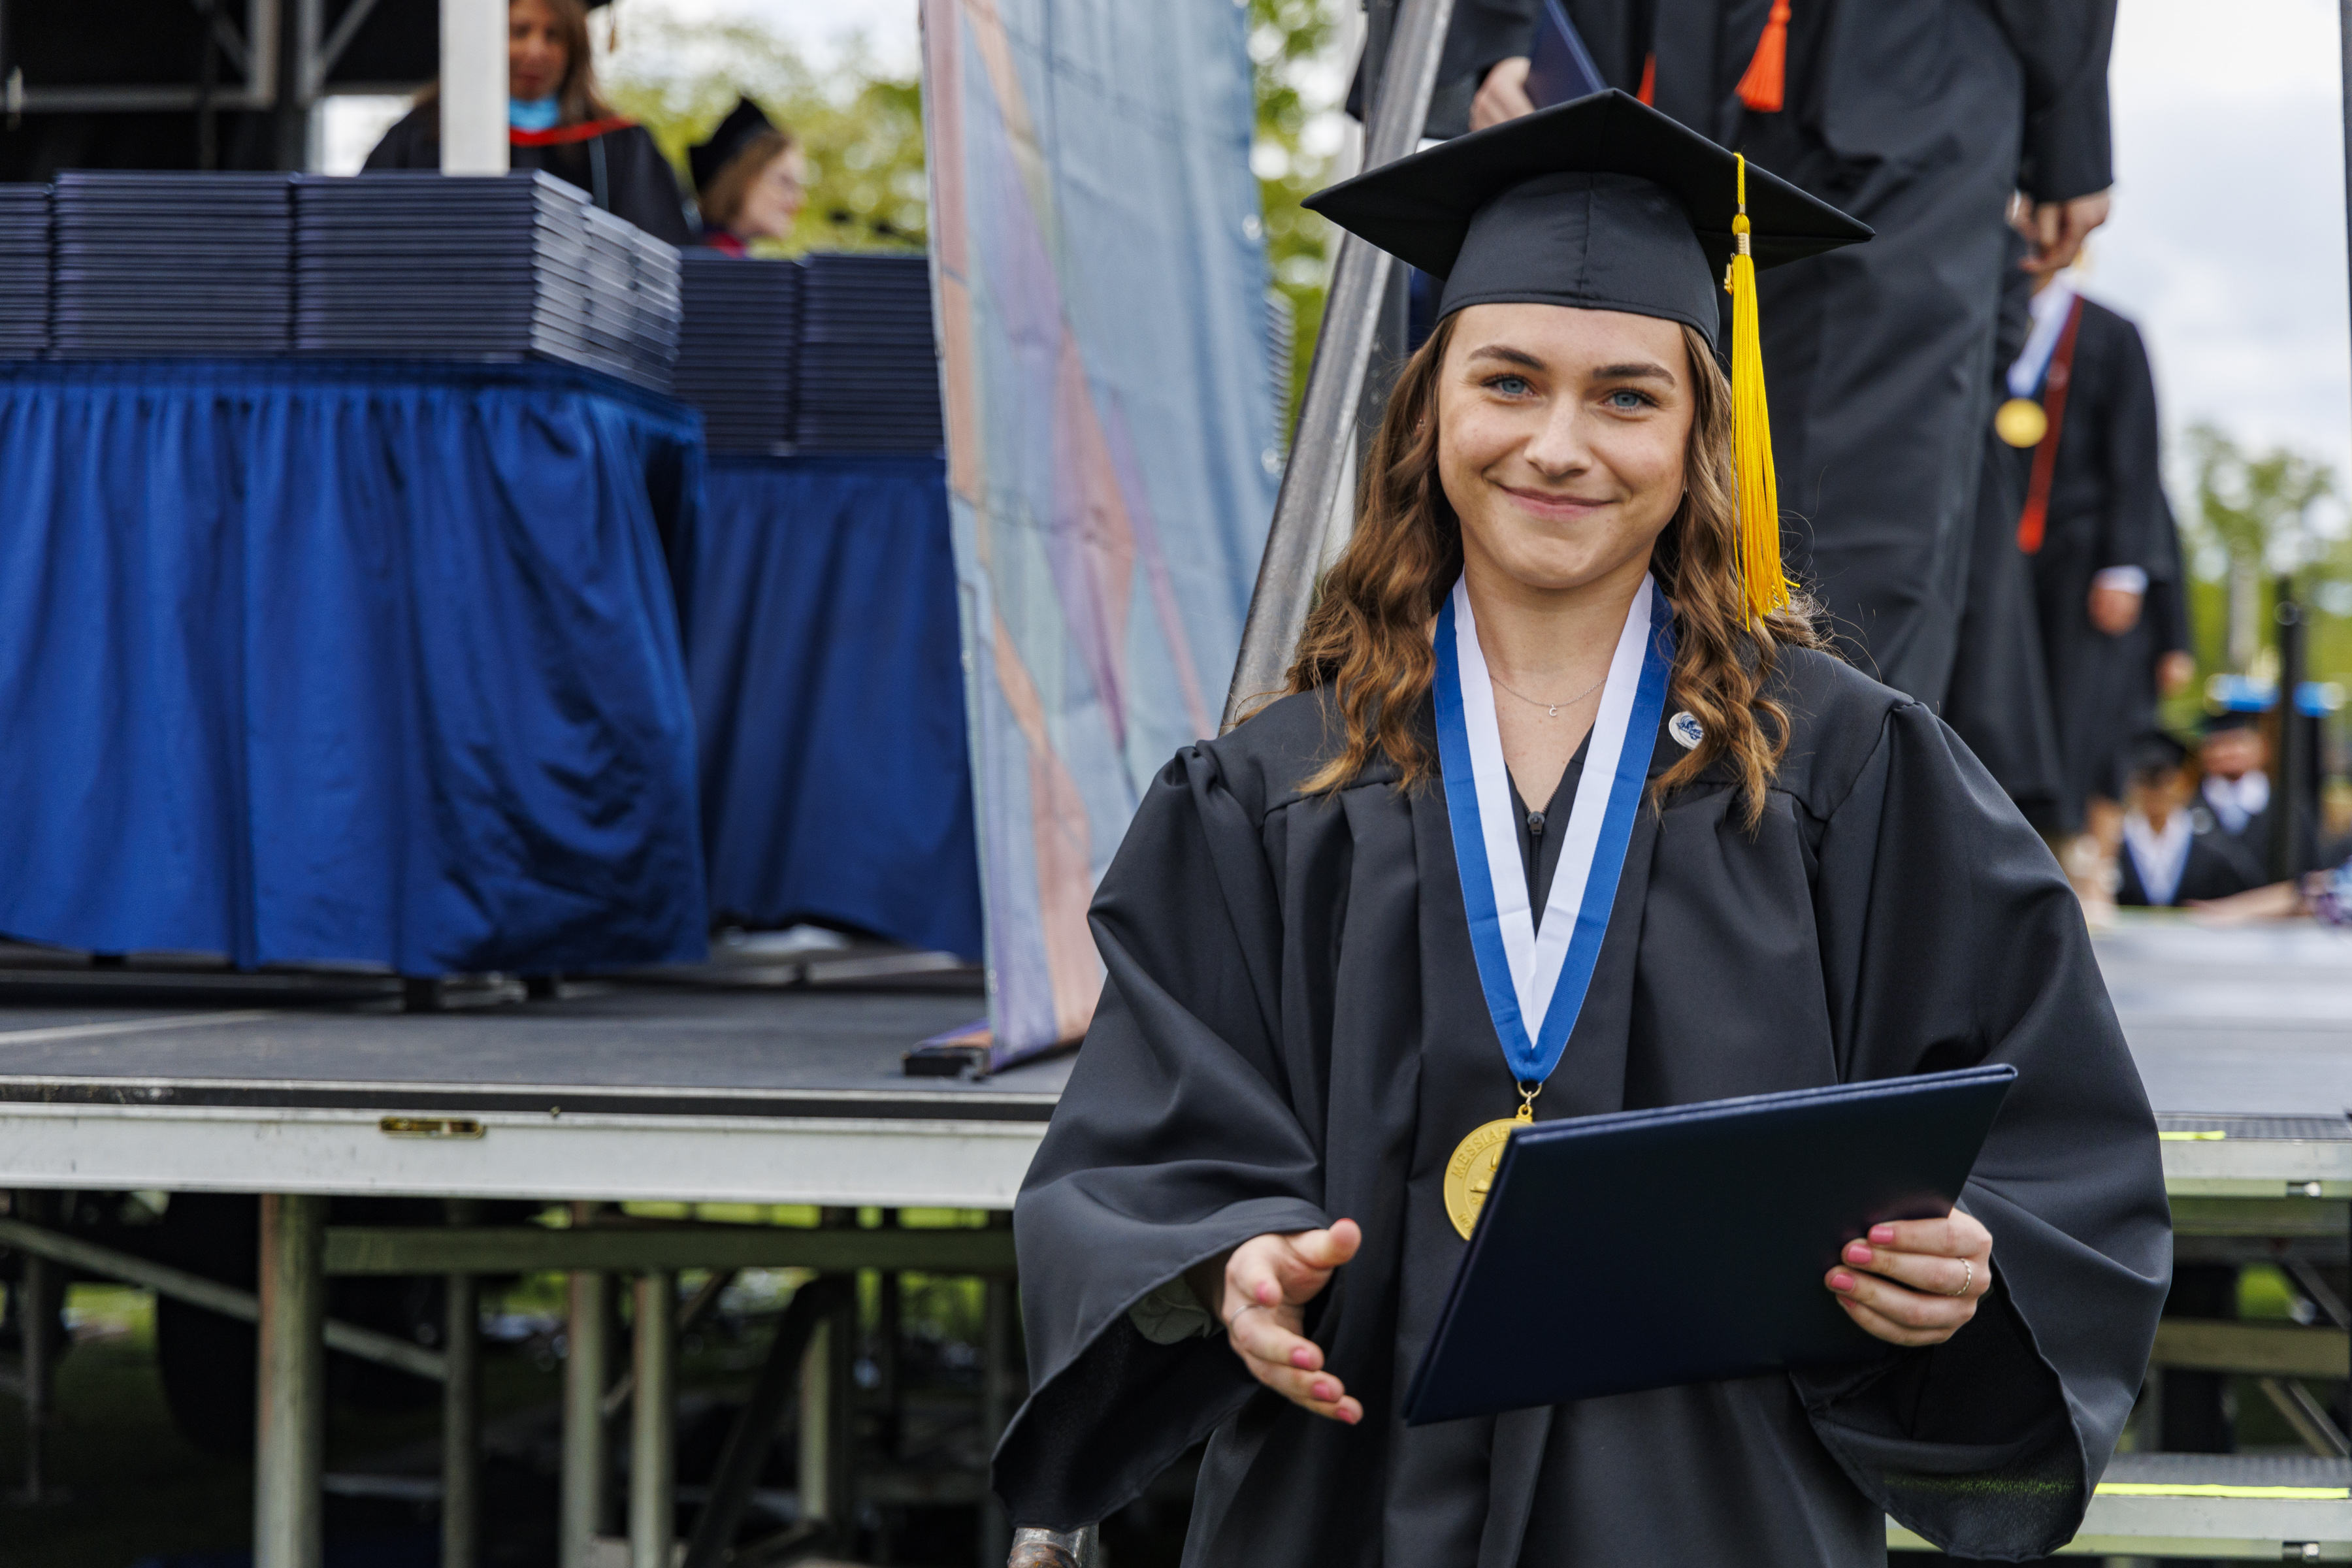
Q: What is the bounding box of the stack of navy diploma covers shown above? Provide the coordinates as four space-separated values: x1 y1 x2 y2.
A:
1403 1064 2017 1426
293 171 679 393
0 184 48 357
51 171 293 357
794 251 942 453
672 251 801 453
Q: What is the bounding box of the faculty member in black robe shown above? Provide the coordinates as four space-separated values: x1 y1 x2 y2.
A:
1539 0 2119 704
1945 229 2065 824
2021 286 2166 834
363 0 692 249
996 95 2166 1568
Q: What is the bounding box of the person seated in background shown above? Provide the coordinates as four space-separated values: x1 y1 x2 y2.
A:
364 0 692 247
2115 733 2264 908
2198 710 2273 856
689 99 806 255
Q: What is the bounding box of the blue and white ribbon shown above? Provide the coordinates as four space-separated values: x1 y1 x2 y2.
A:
1431 574 1675 1084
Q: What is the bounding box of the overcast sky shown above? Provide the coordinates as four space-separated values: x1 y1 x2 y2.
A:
615 0 2351 488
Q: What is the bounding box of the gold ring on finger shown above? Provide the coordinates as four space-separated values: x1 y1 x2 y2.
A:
1947 1258 1973 1299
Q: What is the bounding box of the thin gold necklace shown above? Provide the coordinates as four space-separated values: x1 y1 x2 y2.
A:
1488 668 1606 719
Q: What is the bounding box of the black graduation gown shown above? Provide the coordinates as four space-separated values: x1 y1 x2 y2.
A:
1559 0 2115 706
2115 817 2264 907
363 105 693 248
1944 231 2065 825
996 643 2169 1565
2027 298 2165 828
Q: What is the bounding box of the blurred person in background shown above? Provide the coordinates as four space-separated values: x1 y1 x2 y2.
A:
2005 265 2168 914
689 99 806 255
365 0 692 247
1458 0 2115 706
2114 733 2263 908
2198 711 2275 861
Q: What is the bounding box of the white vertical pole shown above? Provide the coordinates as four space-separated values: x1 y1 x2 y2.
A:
796 1318 831 1526
254 1194 327 1568
628 1273 676 1568
438 0 509 174
561 1266 612 1568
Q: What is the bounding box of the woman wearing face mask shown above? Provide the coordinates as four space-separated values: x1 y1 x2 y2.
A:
365 0 691 247
991 94 2167 1568
687 99 808 256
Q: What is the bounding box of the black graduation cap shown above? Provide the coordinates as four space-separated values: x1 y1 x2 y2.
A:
1303 90 1869 348
2200 709 2261 736
1303 89 1869 621
2126 731 2191 781
689 98 779 193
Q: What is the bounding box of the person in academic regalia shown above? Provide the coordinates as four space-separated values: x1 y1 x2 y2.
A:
2114 733 2264 907
1446 1 2117 704
2197 708 2306 873
1944 227 2065 823
363 0 693 248
2006 272 2167 838
687 99 807 256
994 95 2165 1568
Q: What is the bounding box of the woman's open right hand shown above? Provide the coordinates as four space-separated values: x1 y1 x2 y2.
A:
1187 1220 1364 1426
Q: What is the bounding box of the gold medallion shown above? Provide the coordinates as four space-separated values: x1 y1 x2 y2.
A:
1994 396 2049 449
1443 1116 1522 1239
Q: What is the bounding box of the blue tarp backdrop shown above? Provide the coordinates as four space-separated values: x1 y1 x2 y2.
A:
0 360 709 976
671 455 982 960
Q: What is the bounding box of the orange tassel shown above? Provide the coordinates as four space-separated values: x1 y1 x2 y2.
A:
1637 52 1656 106
1736 1 1791 113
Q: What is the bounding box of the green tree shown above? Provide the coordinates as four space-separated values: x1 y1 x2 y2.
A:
601 18 926 253
2184 422 2335 674
1250 0 1341 427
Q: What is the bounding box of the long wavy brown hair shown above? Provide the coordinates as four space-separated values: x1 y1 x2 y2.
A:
1281 313 1825 828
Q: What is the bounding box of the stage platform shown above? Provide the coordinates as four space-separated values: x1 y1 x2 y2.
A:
0 914 2344 1565
0 975 1063 1209
0 915 2337 1208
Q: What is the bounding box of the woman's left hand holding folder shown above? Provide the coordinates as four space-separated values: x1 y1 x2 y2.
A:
1825 1213 1994 1347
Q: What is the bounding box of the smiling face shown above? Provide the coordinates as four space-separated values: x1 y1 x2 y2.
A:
1435 301 1695 600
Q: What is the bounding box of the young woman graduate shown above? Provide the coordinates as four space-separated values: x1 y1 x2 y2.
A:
994 93 2167 1568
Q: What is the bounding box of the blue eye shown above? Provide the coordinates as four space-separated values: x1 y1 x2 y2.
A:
1486 374 1532 397
1605 389 1654 411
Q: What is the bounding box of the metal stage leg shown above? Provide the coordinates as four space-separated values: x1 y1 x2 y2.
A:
981 1273 1014 1568
797 1313 833 1531
12 1190 61 1503
443 1201 481 1568
562 1210 612 1568
629 1271 676 1568
679 1275 847 1568
255 1194 327 1568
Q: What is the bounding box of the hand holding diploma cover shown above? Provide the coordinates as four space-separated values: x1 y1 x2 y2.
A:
1404 1064 2017 1425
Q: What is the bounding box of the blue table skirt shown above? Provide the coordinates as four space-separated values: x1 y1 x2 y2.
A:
0 359 710 976
673 455 982 959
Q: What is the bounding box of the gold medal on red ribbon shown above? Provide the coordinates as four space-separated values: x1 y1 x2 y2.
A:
1994 396 2048 449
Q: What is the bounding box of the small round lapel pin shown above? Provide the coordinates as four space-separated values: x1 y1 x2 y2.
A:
1668 711 1704 750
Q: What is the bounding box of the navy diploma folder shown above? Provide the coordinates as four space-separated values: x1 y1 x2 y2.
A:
1401 1064 2018 1425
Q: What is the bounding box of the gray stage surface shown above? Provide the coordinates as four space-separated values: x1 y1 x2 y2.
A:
2096 916 2352 1117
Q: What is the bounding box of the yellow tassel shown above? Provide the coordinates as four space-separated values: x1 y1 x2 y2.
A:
1723 155 1787 621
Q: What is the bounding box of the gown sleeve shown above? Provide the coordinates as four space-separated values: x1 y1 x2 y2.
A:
361 106 438 172
603 127 695 248
1987 0 2117 202
2094 316 2164 578
992 742 1331 1531
1795 696 2171 1560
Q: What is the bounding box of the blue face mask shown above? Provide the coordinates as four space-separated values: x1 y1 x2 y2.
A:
509 96 561 132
